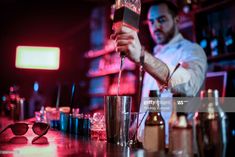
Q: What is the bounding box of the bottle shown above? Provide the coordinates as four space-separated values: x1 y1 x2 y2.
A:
39 106 46 122
182 0 192 14
170 112 193 157
200 28 211 56
193 90 206 156
168 100 177 153
83 114 91 136
8 86 21 121
143 90 165 152
180 0 199 14
218 29 226 54
210 28 219 56
224 26 235 53
194 89 228 157
214 90 228 157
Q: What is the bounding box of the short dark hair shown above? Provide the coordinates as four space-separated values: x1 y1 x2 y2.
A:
144 0 179 17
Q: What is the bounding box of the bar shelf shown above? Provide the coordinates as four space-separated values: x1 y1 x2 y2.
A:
87 66 135 77
207 52 235 63
84 40 115 58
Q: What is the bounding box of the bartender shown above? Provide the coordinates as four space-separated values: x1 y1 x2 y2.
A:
111 0 207 143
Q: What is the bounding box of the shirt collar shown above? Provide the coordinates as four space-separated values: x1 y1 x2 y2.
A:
166 33 183 46
153 33 184 55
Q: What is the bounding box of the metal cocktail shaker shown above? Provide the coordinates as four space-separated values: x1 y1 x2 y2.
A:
104 96 132 146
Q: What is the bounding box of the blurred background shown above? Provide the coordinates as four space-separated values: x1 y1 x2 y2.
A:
0 0 113 114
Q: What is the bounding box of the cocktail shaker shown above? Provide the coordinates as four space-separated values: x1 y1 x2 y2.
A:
104 95 132 146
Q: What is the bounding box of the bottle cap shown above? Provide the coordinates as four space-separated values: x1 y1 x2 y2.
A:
214 89 219 98
148 90 159 97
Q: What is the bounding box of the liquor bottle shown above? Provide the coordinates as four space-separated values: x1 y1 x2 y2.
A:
214 90 228 157
210 28 219 56
170 112 193 157
143 90 165 152
112 0 141 32
112 0 141 58
218 29 226 54
224 26 235 53
199 28 211 56
194 89 228 157
168 100 177 153
182 0 192 14
8 86 21 121
179 0 199 14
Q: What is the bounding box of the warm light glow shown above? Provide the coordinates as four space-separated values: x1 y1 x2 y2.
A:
16 46 60 70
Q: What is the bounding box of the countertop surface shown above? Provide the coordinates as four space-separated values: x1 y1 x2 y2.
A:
0 117 171 157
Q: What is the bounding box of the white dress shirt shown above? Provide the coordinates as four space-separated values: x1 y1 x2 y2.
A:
138 33 208 143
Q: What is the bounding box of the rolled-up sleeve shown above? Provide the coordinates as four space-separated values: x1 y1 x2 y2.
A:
168 43 208 96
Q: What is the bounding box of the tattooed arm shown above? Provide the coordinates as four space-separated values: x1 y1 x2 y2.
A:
142 50 169 85
111 27 170 86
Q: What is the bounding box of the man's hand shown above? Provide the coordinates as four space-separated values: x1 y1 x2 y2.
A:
110 27 142 64
111 27 170 85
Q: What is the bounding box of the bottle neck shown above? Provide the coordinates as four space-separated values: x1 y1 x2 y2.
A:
148 93 161 113
178 115 188 128
208 89 216 108
149 111 162 116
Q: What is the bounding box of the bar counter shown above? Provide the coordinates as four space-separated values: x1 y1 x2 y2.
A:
0 117 171 157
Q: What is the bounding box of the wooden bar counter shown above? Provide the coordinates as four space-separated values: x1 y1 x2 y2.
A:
0 117 171 157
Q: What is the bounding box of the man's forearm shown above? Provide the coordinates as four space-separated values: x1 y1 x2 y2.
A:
143 50 170 85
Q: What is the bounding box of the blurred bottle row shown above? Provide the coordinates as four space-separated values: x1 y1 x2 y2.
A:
199 25 235 57
0 83 47 121
143 89 229 157
1 86 26 121
176 0 224 14
0 85 106 140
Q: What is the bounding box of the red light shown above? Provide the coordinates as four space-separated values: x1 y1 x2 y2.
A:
15 46 60 70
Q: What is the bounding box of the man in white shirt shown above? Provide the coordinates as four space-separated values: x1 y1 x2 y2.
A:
111 0 207 143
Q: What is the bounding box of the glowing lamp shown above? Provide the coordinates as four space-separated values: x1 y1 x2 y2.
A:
15 46 60 70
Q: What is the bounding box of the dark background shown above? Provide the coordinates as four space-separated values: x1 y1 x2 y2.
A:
0 0 114 110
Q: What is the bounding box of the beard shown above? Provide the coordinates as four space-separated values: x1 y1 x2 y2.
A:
153 24 176 45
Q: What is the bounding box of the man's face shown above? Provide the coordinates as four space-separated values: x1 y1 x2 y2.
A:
147 4 177 45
